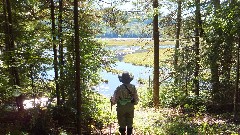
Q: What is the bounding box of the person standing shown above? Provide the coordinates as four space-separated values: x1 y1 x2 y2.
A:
111 71 139 135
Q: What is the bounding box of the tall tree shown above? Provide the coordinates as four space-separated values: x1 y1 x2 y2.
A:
4 0 23 111
74 0 82 134
194 0 200 96
153 0 160 108
220 1 234 99
58 0 65 102
233 0 239 120
174 0 182 85
50 0 60 105
210 0 221 102
234 34 240 120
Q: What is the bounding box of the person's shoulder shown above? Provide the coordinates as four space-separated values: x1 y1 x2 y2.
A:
129 83 135 87
127 84 136 89
116 84 124 90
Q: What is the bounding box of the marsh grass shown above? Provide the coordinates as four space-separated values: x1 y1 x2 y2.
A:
98 38 175 46
124 48 174 67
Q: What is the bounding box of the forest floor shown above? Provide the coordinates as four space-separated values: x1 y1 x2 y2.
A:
1 102 240 134
101 107 240 135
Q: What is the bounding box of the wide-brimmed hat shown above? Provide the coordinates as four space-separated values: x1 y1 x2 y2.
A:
118 71 134 84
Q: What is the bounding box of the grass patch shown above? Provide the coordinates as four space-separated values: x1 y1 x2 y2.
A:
134 108 240 134
98 38 175 46
123 48 174 67
132 84 240 135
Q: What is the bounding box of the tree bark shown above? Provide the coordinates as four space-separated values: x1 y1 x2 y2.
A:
50 0 60 105
194 0 200 96
213 0 220 11
58 0 65 102
234 36 240 120
174 0 182 85
3 0 9 52
74 0 82 134
5 0 23 111
210 0 221 103
153 0 160 108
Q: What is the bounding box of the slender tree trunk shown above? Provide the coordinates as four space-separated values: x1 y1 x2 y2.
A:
220 0 235 101
50 0 60 105
184 48 189 96
211 0 221 103
74 0 82 134
174 0 182 85
234 36 240 120
153 0 160 108
232 0 238 121
3 0 9 52
58 0 65 102
222 37 233 98
5 0 23 111
194 0 200 96
213 0 220 10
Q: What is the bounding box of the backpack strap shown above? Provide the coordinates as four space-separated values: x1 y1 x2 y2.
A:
123 84 133 98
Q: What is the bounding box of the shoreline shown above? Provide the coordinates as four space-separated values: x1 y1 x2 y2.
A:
96 38 175 46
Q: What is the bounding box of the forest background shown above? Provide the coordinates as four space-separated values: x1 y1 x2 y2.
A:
1 0 240 134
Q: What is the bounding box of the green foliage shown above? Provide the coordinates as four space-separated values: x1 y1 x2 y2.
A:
160 85 186 107
162 117 198 135
137 86 153 108
159 83 210 113
201 1 240 103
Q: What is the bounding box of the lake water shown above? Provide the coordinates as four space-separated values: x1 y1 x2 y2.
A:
46 44 173 97
95 62 153 97
96 45 173 97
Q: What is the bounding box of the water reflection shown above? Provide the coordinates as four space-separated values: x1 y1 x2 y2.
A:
95 62 153 97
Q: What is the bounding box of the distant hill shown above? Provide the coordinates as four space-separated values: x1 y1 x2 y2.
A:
97 17 152 38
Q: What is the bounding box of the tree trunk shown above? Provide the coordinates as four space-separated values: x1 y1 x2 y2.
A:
213 0 220 10
194 0 200 96
220 0 235 101
211 0 221 103
234 36 240 120
174 0 182 85
58 0 65 102
50 0 60 105
3 0 9 51
222 37 233 99
153 0 160 108
74 0 82 134
5 0 23 111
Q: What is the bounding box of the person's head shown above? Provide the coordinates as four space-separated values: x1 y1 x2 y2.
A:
118 71 134 84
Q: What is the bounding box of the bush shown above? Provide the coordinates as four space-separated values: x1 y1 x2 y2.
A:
159 85 186 107
137 86 153 108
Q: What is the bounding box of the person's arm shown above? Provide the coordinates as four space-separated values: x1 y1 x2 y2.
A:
111 88 119 105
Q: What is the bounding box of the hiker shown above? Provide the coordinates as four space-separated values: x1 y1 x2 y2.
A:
111 71 139 135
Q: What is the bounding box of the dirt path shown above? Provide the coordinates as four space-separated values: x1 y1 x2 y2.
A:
101 122 119 134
